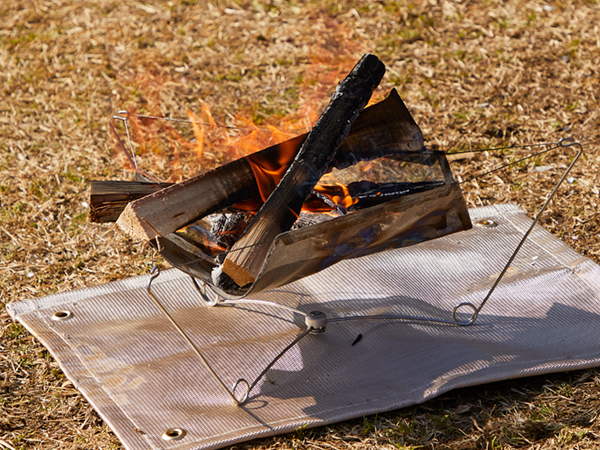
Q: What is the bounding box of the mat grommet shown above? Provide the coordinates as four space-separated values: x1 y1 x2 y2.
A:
51 310 73 321
475 219 498 228
162 428 186 441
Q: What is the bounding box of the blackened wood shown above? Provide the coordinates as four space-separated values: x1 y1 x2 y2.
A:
211 212 254 250
346 180 446 209
220 54 386 288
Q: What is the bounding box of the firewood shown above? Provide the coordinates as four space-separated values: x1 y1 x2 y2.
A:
210 212 254 250
217 54 386 288
89 181 172 223
103 87 421 231
346 180 446 209
88 145 295 224
116 155 263 241
115 137 304 238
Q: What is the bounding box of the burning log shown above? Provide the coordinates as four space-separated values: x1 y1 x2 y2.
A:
211 212 254 250
318 180 446 210
216 54 386 288
99 54 472 298
117 54 385 244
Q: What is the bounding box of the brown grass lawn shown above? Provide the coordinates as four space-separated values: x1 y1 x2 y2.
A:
1 0 600 448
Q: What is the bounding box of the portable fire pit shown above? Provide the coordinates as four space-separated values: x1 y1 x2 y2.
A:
9 54 600 450
94 54 472 298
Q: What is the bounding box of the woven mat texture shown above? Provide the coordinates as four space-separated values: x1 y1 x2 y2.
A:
8 204 600 450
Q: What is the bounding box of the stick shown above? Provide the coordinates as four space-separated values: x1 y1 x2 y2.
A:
218 54 386 288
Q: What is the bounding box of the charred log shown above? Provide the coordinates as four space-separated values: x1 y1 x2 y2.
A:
217 54 386 288
210 212 255 251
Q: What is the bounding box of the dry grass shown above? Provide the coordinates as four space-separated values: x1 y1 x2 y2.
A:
1 0 599 449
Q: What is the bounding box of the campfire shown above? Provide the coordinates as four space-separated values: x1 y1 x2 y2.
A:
90 54 472 297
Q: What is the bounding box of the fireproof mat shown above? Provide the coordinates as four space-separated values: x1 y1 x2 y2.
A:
8 204 600 450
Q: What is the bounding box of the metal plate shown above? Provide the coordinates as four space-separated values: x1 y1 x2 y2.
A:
8 204 600 450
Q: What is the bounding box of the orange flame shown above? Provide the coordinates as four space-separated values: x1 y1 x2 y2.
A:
113 19 375 216
301 183 358 213
314 183 357 209
246 138 299 203
188 109 205 164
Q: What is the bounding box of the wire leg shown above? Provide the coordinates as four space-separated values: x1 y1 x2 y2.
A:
145 266 244 405
452 138 583 325
232 329 313 404
146 267 316 406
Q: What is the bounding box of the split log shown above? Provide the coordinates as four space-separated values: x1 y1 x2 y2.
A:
116 155 263 241
217 53 386 288
115 137 302 238
346 180 446 209
89 181 172 223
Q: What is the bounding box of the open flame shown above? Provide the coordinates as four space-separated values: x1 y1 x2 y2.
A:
113 89 362 216
113 22 375 217
245 133 298 203
233 136 359 215
312 183 358 210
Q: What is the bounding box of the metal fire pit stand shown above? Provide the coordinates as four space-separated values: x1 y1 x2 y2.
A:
143 138 582 409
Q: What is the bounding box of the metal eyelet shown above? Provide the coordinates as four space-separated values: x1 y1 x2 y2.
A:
162 428 186 440
475 219 498 228
51 310 73 321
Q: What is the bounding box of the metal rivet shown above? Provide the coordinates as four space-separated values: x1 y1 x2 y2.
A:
162 428 186 441
305 310 327 333
51 310 73 321
475 219 498 228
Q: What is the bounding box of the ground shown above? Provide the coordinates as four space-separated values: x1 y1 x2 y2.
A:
1 0 600 449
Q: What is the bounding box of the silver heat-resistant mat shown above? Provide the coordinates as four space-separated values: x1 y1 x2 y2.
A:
8 204 600 450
